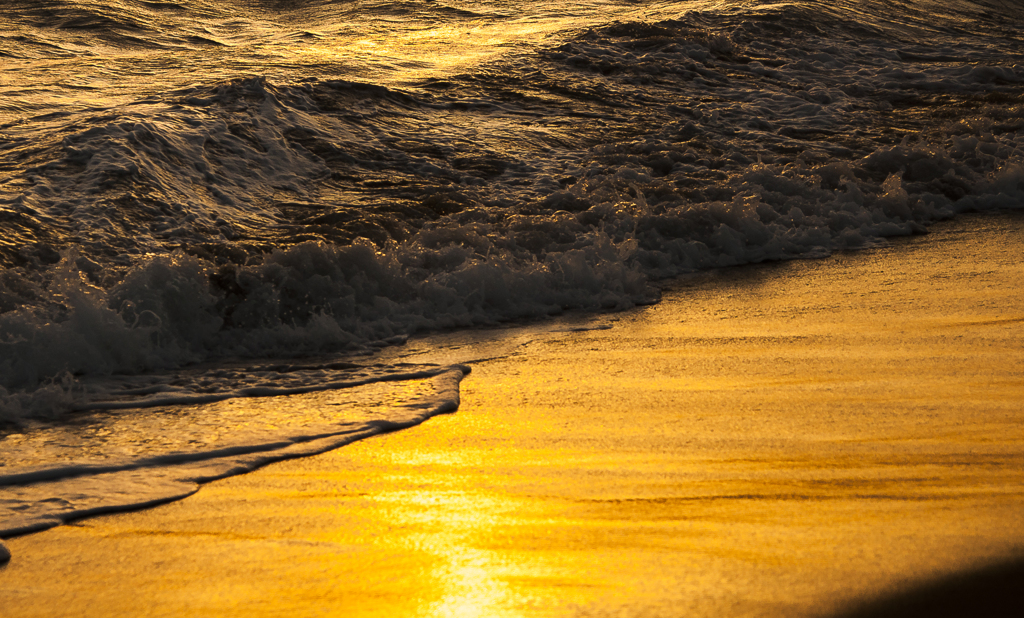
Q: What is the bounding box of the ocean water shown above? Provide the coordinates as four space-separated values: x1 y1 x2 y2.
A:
1 0 1023 542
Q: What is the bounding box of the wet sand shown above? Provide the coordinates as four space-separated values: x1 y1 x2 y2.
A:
2 212 1023 617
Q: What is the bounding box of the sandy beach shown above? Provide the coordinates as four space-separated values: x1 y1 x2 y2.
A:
2 212 1023 617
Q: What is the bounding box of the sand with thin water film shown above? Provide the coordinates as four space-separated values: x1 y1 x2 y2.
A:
1 212 1022 617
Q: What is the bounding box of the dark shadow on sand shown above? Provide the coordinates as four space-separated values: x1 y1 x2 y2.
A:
832 555 1024 618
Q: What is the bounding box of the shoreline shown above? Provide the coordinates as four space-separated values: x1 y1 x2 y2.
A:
2 211 1023 616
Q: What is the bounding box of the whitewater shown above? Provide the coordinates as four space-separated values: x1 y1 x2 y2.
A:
1 0 1023 549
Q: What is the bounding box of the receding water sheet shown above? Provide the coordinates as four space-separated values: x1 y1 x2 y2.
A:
1 364 469 537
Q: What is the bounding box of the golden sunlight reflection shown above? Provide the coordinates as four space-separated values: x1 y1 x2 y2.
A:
424 550 515 618
290 2 707 80
371 490 524 618
297 22 558 78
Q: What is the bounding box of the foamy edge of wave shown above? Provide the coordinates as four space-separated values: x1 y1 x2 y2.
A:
0 366 468 544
